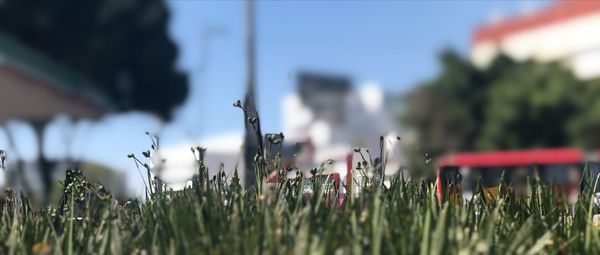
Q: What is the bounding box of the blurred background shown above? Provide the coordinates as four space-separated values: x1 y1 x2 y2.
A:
4 0 600 201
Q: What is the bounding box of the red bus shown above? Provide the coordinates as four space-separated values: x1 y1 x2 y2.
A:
435 147 600 203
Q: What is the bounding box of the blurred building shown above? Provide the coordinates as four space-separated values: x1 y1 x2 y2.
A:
471 1 600 79
282 72 403 177
0 32 118 200
160 72 406 188
0 33 111 123
158 133 243 189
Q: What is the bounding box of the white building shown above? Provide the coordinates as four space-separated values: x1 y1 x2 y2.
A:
471 1 600 79
155 132 243 189
159 73 405 188
281 73 404 179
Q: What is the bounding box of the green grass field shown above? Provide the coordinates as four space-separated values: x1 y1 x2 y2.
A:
2 159 600 255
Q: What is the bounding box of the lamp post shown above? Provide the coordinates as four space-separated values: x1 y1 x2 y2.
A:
242 0 263 188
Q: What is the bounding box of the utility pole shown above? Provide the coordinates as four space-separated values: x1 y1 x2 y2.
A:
242 0 263 188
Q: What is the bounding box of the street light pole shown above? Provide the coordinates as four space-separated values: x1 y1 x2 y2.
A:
242 0 263 188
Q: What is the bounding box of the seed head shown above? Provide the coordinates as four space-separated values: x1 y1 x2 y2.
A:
233 100 242 108
0 150 5 169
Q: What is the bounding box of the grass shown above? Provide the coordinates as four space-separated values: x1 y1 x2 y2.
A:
2 150 600 254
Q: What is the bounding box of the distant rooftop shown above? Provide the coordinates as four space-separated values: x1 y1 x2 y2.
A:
298 72 351 100
473 0 600 45
0 32 113 112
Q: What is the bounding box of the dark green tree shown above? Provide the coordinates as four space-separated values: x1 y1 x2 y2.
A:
403 49 484 174
566 79 600 149
403 48 600 174
475 61 583 150
0 0 188 119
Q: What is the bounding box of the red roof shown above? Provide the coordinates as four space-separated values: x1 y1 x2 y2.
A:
473 0 600 45
437 147 585 168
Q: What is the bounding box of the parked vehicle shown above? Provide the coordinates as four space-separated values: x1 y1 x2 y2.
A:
435 147 600 204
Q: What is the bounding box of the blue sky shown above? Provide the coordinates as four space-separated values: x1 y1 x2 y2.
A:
167 1 549 138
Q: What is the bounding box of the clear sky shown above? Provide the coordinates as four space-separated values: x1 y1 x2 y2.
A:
167 0 549 138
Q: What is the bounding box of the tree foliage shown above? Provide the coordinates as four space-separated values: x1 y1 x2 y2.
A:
404 49 600 172
0 0 188 120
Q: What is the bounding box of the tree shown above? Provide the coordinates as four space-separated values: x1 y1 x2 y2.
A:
403 49 484 174
0 0 188 119
566 79 600 149
475 61 582 150
403 48 600 174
